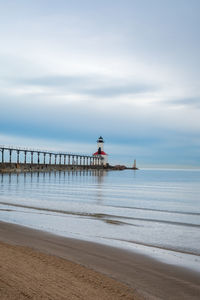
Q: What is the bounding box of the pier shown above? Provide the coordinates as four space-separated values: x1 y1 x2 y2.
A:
0 145 104 173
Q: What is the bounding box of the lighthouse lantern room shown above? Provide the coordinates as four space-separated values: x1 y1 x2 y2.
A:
93 136 108 166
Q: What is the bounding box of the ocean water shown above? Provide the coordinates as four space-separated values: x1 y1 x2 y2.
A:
0 169 200 271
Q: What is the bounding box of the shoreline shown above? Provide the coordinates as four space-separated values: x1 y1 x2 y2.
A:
0 221 200 299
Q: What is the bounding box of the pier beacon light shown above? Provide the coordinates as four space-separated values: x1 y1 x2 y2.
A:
93 136 108 165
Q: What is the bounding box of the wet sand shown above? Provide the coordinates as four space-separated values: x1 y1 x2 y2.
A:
0 221 200 299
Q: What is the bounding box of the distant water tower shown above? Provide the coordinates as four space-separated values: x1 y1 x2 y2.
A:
93 136 108 165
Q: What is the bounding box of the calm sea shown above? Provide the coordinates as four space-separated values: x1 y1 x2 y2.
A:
0 169 200 271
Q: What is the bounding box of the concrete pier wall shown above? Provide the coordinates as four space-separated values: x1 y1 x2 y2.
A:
0 163 105 173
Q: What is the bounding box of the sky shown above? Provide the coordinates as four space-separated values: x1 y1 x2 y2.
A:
0 0 200 168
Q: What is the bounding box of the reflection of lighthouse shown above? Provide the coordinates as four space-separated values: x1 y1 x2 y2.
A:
93 136 108 166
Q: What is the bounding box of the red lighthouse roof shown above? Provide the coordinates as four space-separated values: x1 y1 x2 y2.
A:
93 150 107 156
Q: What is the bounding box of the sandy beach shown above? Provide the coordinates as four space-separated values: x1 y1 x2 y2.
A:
0 221 200 300
0 242 137 300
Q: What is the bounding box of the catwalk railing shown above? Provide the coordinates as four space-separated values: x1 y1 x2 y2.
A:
0 145 103 166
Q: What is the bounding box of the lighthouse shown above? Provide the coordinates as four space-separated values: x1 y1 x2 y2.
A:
93 136 108 166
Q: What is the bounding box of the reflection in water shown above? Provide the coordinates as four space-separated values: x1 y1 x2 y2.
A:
0 169 107 187
0 170 108 211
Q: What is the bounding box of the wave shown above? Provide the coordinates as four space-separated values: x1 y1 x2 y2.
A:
105 237 200 256
106 204 200 216
1 201 200 228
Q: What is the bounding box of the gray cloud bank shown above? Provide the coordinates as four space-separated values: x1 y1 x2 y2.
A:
7 75 156 98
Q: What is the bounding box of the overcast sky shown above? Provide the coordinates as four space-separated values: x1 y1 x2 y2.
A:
0 0 199 167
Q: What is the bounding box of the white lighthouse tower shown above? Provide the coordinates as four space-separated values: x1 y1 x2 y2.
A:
93 136 108 166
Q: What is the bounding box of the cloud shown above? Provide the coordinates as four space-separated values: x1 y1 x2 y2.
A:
167 97 200 108
5 75 156 99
